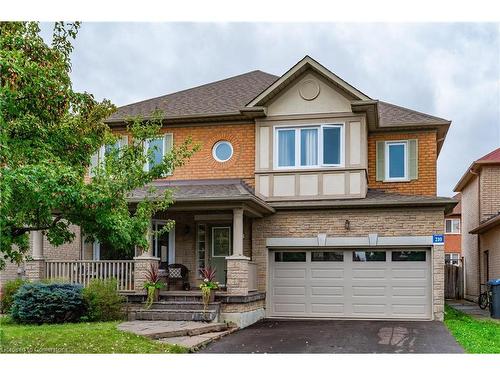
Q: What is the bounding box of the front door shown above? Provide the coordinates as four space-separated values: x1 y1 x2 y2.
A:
152 221 170 268
211 226 232 285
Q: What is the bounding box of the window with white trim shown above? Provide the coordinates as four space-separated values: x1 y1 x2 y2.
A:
144 133 173 172
275 124 343 169
89 135 128 177
445 218 460 234
385 141 407 181
445 253 460 265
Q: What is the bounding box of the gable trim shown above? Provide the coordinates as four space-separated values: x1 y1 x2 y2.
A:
246 56 371 107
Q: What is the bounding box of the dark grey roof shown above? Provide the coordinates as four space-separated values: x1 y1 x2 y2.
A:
470 211 500 234
269 189 458 211
127 179 275 215
108 70 278 122
378 101 450 127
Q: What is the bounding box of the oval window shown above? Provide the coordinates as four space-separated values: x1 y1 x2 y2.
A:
212 141 233 162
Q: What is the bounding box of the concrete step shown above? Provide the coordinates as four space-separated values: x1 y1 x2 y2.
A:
118 321 230 340
158 327 238 351
149 301 220 310
130 309 219 322
158 294 204 302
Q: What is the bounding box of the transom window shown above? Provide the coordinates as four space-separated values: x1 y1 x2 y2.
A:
392 251 426 262
385 141 407 180
445 219 460 234
275 124 343 168
274 252 306 262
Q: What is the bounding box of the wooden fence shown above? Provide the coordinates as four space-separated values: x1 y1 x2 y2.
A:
45 260 135 291
444 263 464 300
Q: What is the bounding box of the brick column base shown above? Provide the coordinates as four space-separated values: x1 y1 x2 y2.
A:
226 255 250 295
133 256 160 292
24 259 46 282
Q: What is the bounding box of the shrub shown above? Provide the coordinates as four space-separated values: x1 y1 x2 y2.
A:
11 283 87 324
1 279 28 313
82 279 125 322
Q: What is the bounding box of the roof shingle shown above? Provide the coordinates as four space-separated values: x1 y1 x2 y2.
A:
107 70 278 122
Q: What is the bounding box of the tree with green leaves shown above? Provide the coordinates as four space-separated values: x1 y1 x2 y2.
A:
0 22 198 269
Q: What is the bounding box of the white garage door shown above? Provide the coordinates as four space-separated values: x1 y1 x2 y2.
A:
269 249 432 320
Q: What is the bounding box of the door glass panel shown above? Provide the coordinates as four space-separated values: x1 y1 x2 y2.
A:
311 251 343 262
353 251 386 262
392 251 426 261
274 252 306 262
212 227 231 257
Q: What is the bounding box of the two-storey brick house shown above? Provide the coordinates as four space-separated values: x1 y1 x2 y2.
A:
2 56 457 325
454 148 500 301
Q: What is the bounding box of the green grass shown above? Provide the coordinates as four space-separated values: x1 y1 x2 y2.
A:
0 316 187 354
444 305 500 354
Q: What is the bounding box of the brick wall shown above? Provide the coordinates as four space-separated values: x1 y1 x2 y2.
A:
137 123 256 186
367 130 437 196
480 226 500 283
42 225 82 260
252 207 443 288
479 166 500 222
461 176 480 299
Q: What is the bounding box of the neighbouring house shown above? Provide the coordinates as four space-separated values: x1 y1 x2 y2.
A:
444 193 462 265
1 56 457 325
454 147 500 301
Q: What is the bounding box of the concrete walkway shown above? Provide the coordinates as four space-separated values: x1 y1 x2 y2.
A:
118 320 235 351
447 299 492 320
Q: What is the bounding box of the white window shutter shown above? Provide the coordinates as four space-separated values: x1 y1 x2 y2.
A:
165 133 173 153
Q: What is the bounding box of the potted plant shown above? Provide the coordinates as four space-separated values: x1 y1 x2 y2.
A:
144 263 165 309
199 267 219 311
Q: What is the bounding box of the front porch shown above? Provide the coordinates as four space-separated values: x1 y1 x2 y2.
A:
25 180 273 327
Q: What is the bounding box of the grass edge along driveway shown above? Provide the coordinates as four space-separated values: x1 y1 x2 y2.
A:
0 316 187 354
444 305 500 354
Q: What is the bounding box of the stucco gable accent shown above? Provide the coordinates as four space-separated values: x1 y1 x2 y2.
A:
246 55 371 108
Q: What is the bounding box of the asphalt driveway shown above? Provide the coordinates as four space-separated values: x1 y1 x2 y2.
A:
200 319 464 353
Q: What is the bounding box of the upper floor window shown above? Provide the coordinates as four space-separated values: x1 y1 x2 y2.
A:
89 135 128 177
275 124 343 169
376 139 418 182
144 133 173 172
212 140 233 162
386 141 407 180
445 218 460 234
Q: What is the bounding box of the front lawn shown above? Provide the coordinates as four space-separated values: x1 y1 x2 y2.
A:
444 305 500 354
0 316 187 354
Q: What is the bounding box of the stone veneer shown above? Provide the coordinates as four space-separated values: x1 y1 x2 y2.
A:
252 207 446 321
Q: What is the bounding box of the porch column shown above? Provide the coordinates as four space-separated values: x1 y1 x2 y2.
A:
133 223 160 291
232 208 244 257
226 208 250 295
25 231 46 281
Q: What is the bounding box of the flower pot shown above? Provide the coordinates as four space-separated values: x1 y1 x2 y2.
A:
208 290 215 303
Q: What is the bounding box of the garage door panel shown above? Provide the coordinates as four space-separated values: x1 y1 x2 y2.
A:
392 286 426 296
274 268 306 279
310 268 344 279
269 249 431 320
273 286 306 296
352 286 386 297
352 268 387 279
310 303 345 314
352 304 388 315
274 303 307 314
391 268 426 279
391 304 427 315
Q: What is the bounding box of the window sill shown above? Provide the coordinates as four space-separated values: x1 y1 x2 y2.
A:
383 178 411 183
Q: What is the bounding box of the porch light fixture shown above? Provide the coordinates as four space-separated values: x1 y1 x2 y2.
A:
344 220 350 230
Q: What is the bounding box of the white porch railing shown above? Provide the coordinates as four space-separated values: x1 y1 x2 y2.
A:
45 260 135 292
248 261 258 292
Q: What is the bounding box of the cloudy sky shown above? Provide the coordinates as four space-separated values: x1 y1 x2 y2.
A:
42 22 500 197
